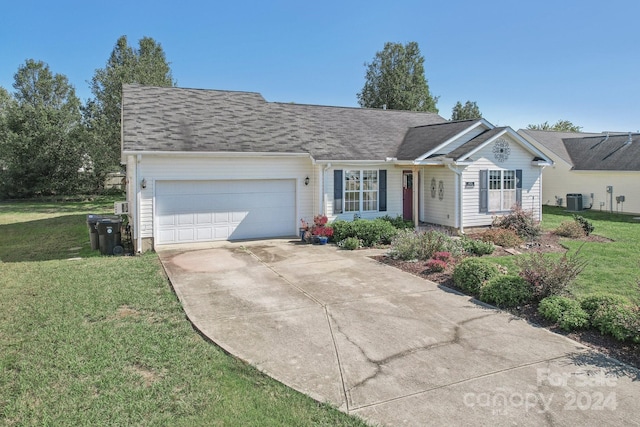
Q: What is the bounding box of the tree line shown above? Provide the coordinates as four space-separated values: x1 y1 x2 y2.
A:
0 38 580 199
0 36 174 198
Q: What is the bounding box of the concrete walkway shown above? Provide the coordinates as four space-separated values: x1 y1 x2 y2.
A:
158 239 639 426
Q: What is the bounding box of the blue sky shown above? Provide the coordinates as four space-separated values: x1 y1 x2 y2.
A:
1 0 638 132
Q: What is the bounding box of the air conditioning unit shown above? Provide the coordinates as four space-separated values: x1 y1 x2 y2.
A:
566 194 583 211
114 201 129 215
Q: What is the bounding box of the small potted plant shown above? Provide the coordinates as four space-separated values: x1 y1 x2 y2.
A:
310 215 334 244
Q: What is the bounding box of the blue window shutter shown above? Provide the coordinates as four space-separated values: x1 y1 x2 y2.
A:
379 170 387 212
333 170 343 214
516 169 523 207
479 170 488 213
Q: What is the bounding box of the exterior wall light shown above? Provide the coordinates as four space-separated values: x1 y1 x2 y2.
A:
141 178 147 189
304 176 310 186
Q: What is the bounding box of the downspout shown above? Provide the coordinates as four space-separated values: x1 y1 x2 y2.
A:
447 163 464 235
412 166 420 228
322 163 332 216
136 154 142 253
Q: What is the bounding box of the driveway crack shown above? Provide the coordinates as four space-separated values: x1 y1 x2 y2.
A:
346 312 497 392
325 307 351 412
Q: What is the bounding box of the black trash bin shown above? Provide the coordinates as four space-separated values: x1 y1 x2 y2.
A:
97 218 123 256
87 214 101 250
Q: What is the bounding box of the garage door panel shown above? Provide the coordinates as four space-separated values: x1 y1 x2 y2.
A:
196 228 213 240
158 229 175 243
177 229 195 242
214 226 231 239
158 215 175 226
214 212 230 223
230 211 248 222
177 214 195 225
156 180 296 244
196 213 212 224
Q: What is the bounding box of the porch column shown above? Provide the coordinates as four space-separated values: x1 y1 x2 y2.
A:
412 166 420 229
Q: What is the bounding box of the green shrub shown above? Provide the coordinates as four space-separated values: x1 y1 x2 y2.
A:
331 220 354 242
379 215 414 229
492 205 541 240
538 296 567 322
538 296 590 331
461 236 495 255
573 214 594 236
479 275 532 307
515 248 588 300
553 221 585 238
580 294 631 316
581 294 640 342
389 229 462 261
591 304 640 343
481 228 523 248
453 258 502 295
388 229 420 260
337 237 361 250
331 219 397 247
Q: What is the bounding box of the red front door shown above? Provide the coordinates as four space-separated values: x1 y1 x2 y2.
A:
403 171 413 220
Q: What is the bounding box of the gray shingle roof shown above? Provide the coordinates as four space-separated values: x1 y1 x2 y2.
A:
518 129 603 164
447 127 506 161
518 129 640 171
122 84 447 161
395 120 480 160
563 133 640 171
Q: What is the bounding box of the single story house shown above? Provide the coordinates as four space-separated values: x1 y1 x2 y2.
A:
518 129 640 214
122 84 551 252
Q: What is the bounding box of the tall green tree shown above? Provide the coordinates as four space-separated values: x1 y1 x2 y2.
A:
87 35 174 185
0 86 14 174
527 120 582 132
0 60 85 198
451 100 482 121
357 41 438 112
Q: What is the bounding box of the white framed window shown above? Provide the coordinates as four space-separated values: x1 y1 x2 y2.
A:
488 169 516 211
344 169 378 212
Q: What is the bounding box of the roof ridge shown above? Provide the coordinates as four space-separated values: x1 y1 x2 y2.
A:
124 83 265 98
272 101 443 115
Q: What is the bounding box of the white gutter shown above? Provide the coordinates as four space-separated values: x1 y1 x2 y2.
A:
321 163 332 215
122 150 311 158
314 159 394 165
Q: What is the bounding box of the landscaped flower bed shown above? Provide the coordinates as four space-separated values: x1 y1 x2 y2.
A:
373 230 640 370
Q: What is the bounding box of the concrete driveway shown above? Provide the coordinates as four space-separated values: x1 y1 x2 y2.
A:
158 239 639 426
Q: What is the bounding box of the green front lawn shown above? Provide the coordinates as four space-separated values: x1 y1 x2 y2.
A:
0 199 366 426
527 206 639 303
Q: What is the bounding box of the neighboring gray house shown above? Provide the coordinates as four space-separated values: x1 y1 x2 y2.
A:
519 129 640 214
122 85 551 252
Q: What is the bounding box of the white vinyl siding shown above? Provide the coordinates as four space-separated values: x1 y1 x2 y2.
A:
421 167 456 227
461 136 543 227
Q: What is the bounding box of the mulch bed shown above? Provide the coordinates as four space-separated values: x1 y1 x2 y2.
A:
372 231 640 370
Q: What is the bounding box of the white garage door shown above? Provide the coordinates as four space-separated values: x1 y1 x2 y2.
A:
155 180 296 244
